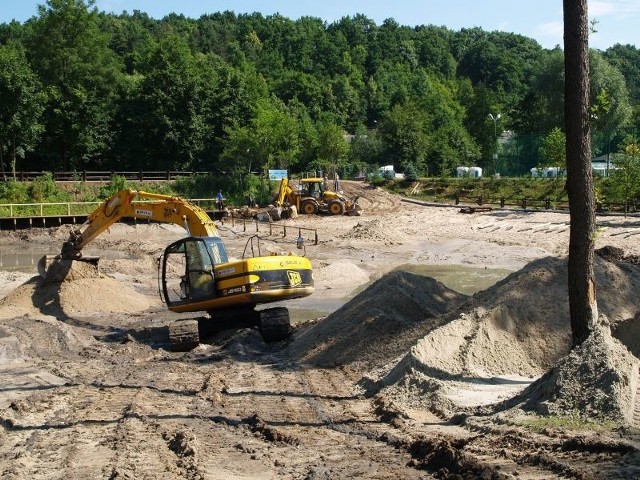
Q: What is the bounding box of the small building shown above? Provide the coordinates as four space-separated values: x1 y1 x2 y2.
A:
469 167 483 178
456 166 482 178
531 167 564 178
456 166 469 177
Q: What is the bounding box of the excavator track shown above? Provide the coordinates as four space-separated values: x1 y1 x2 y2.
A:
259 307 292 343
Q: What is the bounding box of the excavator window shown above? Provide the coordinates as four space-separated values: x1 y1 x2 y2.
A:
185 240 214 299
161 237 223 303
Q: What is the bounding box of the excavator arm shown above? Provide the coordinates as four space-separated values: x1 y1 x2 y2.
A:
64 189 220 257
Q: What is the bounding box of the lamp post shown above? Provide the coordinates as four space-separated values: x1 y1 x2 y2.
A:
488 113 501 175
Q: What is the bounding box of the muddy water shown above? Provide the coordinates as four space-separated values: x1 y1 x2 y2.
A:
283 263 514 323
0 251 135 273
391 263 513 295
0 252 50 272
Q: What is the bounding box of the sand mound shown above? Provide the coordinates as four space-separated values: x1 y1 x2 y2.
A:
371 254 640 418
43 258 100 283
404 255 640 379
288 270 468 368
1 275 153 317
339 219 404 245
612 312 640 359
312 259 370 285
0 315 97 361
509 323 640 423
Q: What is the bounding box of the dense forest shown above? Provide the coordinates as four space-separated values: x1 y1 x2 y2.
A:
0 0 639 188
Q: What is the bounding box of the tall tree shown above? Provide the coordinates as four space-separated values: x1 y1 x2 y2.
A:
564 0 597 347
0 42 45 179
26 0 123 170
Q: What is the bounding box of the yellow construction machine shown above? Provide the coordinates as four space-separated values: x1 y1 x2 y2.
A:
275 177 361 216
38 189 314 344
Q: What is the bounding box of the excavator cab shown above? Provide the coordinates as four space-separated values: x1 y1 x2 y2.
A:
160 236 228 305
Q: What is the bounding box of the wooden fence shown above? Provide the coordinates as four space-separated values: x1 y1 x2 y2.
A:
2 171 210 182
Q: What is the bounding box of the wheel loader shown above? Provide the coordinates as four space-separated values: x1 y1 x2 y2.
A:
274 177 361 216
38 189 314 348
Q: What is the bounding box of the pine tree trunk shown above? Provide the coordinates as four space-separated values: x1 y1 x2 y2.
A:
564 0 598 347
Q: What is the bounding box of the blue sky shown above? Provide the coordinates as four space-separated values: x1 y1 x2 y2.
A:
1 1 638 50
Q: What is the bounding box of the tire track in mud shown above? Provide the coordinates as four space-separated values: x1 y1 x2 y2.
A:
2 327 639 479
193 342 427 478
371 397 640 480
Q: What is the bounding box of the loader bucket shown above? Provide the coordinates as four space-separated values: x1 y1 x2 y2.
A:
38 255 101 283
345 196 362 216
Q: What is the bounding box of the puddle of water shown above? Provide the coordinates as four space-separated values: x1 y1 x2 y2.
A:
0 251 137 273
391 264 514 295
0 252 49 272
284 264 514 323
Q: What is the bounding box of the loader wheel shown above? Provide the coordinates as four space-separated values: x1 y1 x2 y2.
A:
300 199 319 215
328 200 345 215
259 307 292 343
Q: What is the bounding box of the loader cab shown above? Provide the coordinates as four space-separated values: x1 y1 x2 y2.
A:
159 236 228 306
299 178 326 199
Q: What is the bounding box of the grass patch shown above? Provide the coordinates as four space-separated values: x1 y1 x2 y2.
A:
512 414 623 433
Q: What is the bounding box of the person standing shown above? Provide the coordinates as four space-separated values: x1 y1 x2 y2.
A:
216 190 224 210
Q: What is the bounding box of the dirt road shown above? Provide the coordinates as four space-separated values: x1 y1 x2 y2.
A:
1 181 639 479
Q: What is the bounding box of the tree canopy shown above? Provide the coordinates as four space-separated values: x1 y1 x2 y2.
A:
0 0 638 179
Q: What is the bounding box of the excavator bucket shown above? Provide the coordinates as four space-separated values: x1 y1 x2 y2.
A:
38 255 101 283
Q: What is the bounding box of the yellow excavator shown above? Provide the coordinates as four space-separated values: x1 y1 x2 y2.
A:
275 177 361 216
38 189 314 345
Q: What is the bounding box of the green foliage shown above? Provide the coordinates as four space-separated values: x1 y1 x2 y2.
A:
607 143 640 204
0 180 29 203
27 0 124 169
173 174 224 200
0 42 45 175
404 162 418 182
538 127 566 169
99 175 128 198
29 172 68 202
0 3 636 184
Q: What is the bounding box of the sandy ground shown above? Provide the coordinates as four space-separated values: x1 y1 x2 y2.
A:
1 181 640 479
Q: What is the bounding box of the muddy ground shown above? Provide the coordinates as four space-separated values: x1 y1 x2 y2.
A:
1 181 640 479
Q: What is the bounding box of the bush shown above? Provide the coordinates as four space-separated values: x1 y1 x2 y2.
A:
99 175 128 198
29 173 69 202
0 180 29 203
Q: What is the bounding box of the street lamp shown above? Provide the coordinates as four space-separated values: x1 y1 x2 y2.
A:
488 113 501 175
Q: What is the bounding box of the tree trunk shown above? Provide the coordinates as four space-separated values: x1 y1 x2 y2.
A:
0 141 6 181
11 133 17 180
564 0 598 347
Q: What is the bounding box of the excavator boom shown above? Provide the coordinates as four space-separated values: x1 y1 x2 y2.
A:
65 189 219 256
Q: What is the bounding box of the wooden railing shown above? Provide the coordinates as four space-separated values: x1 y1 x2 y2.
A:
0 198 218 219
2 171 210 182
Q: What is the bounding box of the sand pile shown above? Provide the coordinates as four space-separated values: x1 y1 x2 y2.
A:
292 251 640 421
288 270 469 368
508 323 639 423
0 274 154 317
339 219 404 245
311 259 370 285
0 314 96 361
392 254 640 381
369 254 640 420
